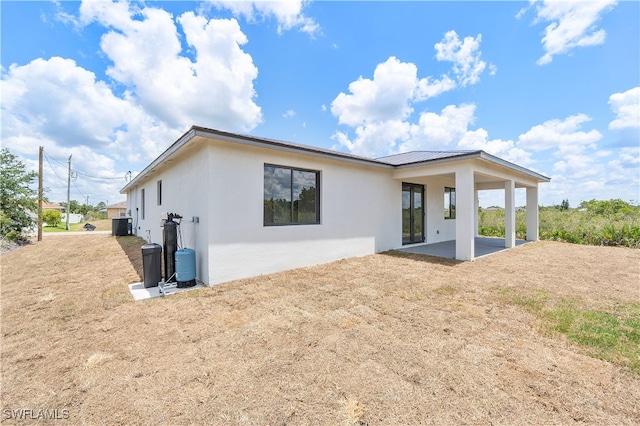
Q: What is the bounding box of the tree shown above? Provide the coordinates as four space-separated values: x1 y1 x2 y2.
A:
59 200 80 214
579 199 635 216
560 199 570 211
78 203 91 216
0 148 38 241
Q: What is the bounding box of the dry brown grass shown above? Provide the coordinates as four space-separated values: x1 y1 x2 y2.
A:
1 235 639 424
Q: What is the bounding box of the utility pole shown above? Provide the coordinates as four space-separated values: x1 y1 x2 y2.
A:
38 147 43 241
66 155 72 231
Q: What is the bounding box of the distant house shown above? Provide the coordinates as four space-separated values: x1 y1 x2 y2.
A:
106 201 128 218
121 126 550 286
42 201 64 212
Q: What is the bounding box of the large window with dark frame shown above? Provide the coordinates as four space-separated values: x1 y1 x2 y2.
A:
264 164 320 226
444 187 456 219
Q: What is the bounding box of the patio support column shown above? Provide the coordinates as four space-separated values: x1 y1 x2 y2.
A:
505 179 516 248
456 168 475 261
474 187 479 237
526 186 539 241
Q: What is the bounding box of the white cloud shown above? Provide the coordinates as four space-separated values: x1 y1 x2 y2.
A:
333 99 527 161
330 30 493 149
332 102 533 167
414 75 457 102
608 87 640 130
544 146 640 204
458 130 534 166
0 56 178 202
283 109 295 118
80 2 262 132
1 57 143 151
517 114 602 154
2 0 264 203
332 120 414 158
404 104 477 150
607 147 640 177
331 30 492 131
209 0 320 35
530 0 617 65
552 154 602 179
606 147 640 190
515 5 529 20
434 30 488 87
331 57 423 127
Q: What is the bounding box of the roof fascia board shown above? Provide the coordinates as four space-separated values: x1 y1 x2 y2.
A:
392 152 483 169
393 151 550 183
479 151 550 182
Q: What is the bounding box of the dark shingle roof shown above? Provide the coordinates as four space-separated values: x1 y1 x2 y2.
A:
376 150 481 166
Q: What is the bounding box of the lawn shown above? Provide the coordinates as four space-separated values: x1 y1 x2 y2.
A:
1 235 639 424
42 218 112 233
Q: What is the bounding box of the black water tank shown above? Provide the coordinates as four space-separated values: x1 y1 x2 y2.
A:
141 243 162 288
112 218 131 236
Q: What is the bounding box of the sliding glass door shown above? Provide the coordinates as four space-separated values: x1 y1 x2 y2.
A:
402 183 424 244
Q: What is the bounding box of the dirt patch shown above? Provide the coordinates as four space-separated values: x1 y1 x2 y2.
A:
1 237 639 424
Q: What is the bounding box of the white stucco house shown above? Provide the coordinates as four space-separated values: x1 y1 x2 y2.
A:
121 126 549 286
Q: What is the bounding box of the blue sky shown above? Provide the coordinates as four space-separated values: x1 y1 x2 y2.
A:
2 0 638 207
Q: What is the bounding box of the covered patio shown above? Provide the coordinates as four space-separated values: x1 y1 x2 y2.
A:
387 150 550 261
398 237 531 259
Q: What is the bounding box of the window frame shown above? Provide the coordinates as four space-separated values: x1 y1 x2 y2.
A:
444 187 456 219
263 164 320 226
157 180 162 206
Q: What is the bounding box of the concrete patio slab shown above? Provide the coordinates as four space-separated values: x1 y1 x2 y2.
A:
398 237 530 259
128 281 206 301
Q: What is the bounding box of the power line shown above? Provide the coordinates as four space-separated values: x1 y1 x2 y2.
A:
43 151 67 167
43 152 68 182
72 180 87 200
43 150 126 181
73 169 126 180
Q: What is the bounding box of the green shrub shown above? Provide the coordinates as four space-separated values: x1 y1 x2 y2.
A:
478 200 640 248
42 210 62 227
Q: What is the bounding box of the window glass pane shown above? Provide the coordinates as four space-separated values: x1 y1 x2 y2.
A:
293 170 318 223
413 190 423 237
264 166 292 224
450 188 456 219
444 187 456 219
402 185 411 243
444 188 450 218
